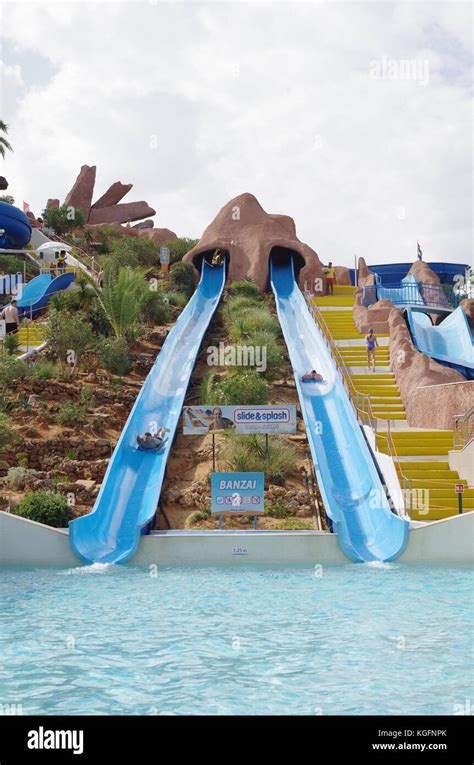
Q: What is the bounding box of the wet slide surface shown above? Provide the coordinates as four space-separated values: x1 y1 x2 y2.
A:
271 259 408 562
69 262 225 564
406 307 474 379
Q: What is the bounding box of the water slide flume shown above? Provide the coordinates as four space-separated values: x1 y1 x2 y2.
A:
271 258 408 562
0 200 32 249
406 307 474 380
69 262 225 564
17 272 76 317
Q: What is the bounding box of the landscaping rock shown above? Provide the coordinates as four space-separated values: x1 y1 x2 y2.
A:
64 164 97 221
88 201 156 226
91 181 133 209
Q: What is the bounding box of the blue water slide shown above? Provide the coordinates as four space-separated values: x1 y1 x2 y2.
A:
69 262 226 564
376 274 424 306
16 271 75 317
0 201 32 249
271 258 408 562
406 307 474 380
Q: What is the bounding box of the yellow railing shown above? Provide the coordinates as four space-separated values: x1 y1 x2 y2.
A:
305 294 464 519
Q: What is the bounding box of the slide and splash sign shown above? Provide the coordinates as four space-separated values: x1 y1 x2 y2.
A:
183 405 297 435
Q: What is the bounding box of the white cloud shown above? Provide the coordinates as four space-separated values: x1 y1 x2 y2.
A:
0 0 472 267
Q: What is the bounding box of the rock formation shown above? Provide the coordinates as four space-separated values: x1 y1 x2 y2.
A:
335 266 351 285
388 307 472 429
46 164 161 232
356 256 375 288
64 165 97 221
88 201 156 226
138 227 178 244
183 193 324 292
354 298 394 334
91 182 133 209
460 298 474 333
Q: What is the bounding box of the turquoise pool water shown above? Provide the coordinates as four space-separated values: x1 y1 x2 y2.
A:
0 563 472 715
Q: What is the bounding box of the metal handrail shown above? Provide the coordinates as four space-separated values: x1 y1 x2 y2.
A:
305 294 378 430
304 294 465 518
453 407 474 450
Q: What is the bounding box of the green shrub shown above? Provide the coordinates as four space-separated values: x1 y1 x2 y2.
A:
13 490 69 527
227 280 262 300
0 357 29 388
274 519 313 530
244 330 285 377
185 508 211 528
109 237 161 269
30 360 57 380
140 290 171 325
213 371 269 405
86 300 112 336
79 387 95 410
0 412 18 449
219 434 297 483
44 308 95 373
2 466 39 490
170 262 195 297
3 332 19 355
165 238 200 265
226 296 262 317
55 402 85 427
228 309 280 342
264 501 288 519
42 204 84 234
200 370 217 405
99 337 132 376
165 291 188 308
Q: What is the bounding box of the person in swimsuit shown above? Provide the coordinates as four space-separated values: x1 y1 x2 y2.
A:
302 369 324 382
137 428 167 451
211 248 224 266
365 329 379 371
324 262 336 295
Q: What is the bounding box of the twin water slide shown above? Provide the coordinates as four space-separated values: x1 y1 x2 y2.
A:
406 307 474 380
0 201 32 249
69 262 226 564
271 258 408 562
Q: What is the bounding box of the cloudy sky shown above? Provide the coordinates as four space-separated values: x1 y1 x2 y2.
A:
0 0 472 267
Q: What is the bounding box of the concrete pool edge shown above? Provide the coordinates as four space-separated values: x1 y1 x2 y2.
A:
0 510 472 567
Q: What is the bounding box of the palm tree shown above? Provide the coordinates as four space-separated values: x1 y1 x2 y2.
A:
94 265 147 338
0 121 13 159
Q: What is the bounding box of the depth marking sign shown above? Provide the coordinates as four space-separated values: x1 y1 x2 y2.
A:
183 405 296 435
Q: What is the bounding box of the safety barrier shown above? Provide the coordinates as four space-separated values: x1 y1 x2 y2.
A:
362 281 460 309
453 406 474 450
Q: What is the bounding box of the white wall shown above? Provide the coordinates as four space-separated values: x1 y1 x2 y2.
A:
449 441 474 487
1 510 472 567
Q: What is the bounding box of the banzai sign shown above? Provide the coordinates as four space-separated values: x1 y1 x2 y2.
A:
211 472 264 514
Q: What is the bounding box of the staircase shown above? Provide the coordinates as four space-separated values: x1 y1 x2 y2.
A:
308 283 468 522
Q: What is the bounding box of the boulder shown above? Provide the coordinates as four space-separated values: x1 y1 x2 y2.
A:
64 164 96 221
85 222 140 238
88 201 156 225
91 181 133 209
354 299 394 334
183 192 324 293
46 198 60 209
460 299 474 333
133 219 154 230
138 227 177 243
335 265 351 285
0 176 8 191
357 256 375 288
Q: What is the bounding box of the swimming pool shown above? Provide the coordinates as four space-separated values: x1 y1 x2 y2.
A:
0 563 472 715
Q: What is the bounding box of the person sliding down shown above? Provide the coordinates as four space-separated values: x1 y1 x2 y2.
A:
211 248 224 266
137 428 168 451
302 370 323 382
